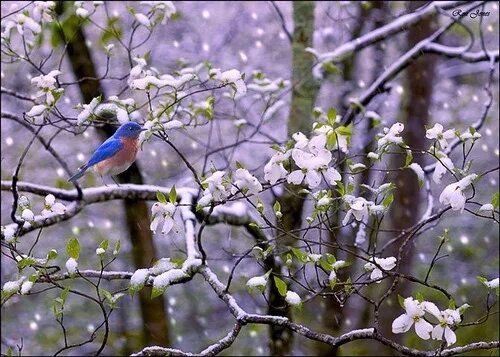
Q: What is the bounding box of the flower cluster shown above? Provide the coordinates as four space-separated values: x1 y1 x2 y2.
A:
285 132 341 188
392 297 467 346
41 194 66 217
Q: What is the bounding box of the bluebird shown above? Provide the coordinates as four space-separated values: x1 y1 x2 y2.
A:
68 122 144 183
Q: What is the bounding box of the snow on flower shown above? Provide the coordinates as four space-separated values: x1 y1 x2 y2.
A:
77 97 100 125
211 68 247 97
246 274 268 292
41 194 66 217
364 256 396 282
65 258 78 274
377 123 404 150
409 163 425 186
329 270 337 285
485 278 499 289
285 290 301 306
392 297 433 340
2 277 25 294
26 104 46 117
96 248 105 255
231 168 262 196
130 268 150 287
20 281 34 295
439 174 477 212
426 123 455 149
479 203 494 212
3 226 16 243
432 153 455 184
150 202 176 234
135 13 151 27
342 197 370 225
21 209 35 222
198 171 229 207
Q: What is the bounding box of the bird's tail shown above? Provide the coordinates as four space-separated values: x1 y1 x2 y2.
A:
68 164 89 182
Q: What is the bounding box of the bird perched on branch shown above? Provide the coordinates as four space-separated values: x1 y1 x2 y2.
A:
68 122 145 183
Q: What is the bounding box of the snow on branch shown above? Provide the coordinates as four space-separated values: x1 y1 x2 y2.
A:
310 1 465 77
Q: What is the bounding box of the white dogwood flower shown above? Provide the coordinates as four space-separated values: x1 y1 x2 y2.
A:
377 122 404 150
423 302 461 346
364 256 396 282
150 202 176 234
426 123 455 149
392 297 434 340
432 153 455 184
439 174 477 212
231 168 262 196
342 197 370 225
41 194 66 217
264 150 290 184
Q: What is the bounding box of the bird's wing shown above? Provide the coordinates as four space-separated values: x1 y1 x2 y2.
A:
86 137 124 166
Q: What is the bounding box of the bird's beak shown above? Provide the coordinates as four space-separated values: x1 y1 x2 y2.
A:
141 128 148 131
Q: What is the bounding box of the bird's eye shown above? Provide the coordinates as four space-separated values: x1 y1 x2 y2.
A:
129 127 133 131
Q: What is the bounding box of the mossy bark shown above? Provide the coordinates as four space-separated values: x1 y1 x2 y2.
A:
269 2 319 355
55 2 169 351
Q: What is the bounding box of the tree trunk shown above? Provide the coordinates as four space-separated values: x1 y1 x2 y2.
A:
315 2 380 355
55 2 170 349
269 2 319 355
381 1 438 352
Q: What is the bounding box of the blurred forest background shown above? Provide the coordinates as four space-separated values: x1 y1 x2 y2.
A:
1 1 499 356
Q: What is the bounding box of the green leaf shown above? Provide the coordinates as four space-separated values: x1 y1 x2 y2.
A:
319 259 332 272
448 299 456 309
17 257 36 270
382 193 394 208
273 276 287 297
335 124 352 137
151 285 167 299
397 294 405 308
169 185 177 204
273 201 281 213
322 62 340 75
491 192 499 209
327 107 337 126
60 287 70 303
326 253 336 264
47 249 58 261
477 276 488 286
236 161 244 169
113 240 121 256
326 131 337 150
335 181 345 196
291 247 309 263
156 191 167 204
405 150 413 167
99 240 109 250
416 291 424 303
100 288 113 303
66 238 80 260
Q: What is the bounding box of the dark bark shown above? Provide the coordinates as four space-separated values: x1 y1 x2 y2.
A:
55 2 170 349
381 1 438 353
315 2 382 356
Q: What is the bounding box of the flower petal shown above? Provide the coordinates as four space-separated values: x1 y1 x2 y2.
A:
415 319 433 340
392 314 413 334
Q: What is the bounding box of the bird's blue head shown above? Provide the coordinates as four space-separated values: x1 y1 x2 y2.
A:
113 122 144 139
